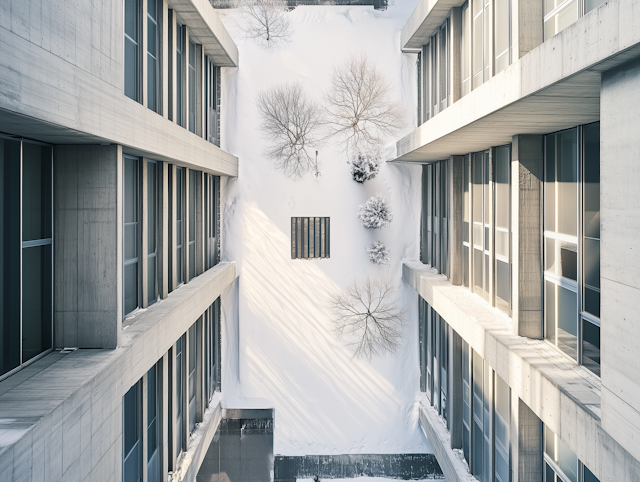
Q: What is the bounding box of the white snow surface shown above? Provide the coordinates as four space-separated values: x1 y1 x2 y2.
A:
218 0 430 456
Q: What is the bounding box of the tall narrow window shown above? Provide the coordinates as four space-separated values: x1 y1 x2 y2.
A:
147 365 160 482
21 142 53 364
495 374 510 482
463 155 470 287
472 152 489 300
0 138 53 379
472 0 484 88
438 21 448 112
494 0 510 74
471 350 484 478
188 40 196 134
124 0 140 101
462 339 471 464
147 0 160 112
417 52 422 125
421 161 448 276
439 316 448 424
188 170 196 280
495 146 511 313
175 337 184 458
147 161 158 305
188 323 196 433
123 381 142 482
207 175 219 269
124 156 140 316
176 23 184 127
208 298 221 399
207 60 218 144
176 167 184 286
461 2 471 96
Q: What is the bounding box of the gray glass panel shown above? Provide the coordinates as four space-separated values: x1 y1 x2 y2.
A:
148 257 156 305
495 374 509 482
125 158 139 225
584 238 600 290
124 0 139 103
147 365 159 482
557 285 577 360
584 286 600 319
148 54 157 112
176 24 183 126
124 263 138 315
583 123 600 239
188 324 196 433
148 163 157 255
0 139 21 376
22 143 52 242
21 244 52 363
462 340 470 465
496 259 509 310
123 381 141 482
176 337 183 455
560 243 577 281
189 40 196 133
545 280 556 344
582 319 600 377
557 434 578 482
125 0 139 40
583 465 601 482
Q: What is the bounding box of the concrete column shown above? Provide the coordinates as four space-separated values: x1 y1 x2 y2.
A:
181 333 189 451
168 9 176 122
159 162 169 299
161 352 169 482
450 7 462 105
169 164 177 292
141 159 149 308
511 135 543 338
196 171 205 277
513 398 542 482
53 144 121 349
142 0 149 108
449 328 463 450
196 315 204 423
449 156 464 286
512 0 543 61
142 372 149 482
196 44 204 138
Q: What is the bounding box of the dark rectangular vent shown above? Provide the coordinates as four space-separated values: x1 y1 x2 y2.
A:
291 217 330 259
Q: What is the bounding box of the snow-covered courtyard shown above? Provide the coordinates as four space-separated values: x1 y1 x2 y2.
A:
216 0 434 457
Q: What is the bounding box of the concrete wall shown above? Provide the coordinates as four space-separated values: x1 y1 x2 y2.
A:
600 57 640 463
54 145 122 349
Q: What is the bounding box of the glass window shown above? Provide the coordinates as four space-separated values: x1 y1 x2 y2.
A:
188 40 196 133
124 156 140 316
472 0 486 89
0 139 53 378
147 0 160 113
208 298 221 398
207 60 218 144
123 381 142 482
472 152 489 300
176 167 184 286
147 364 160 482
175 336 183 458
147 161 158 305
207 174 220 269
176 23 184 127
188 323 196 433
124 0 140 101
421 161 448 276
188 170 196 280
463 155 470 288
495 374 510 482
462 339 471 464
461 2 470 96
495 0 510 74
495 146 511 313
544 0 578 41
544 124 600 372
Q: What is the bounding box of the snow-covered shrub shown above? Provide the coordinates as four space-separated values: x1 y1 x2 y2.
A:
357 195 392 229
239 0 292 48
329 275 406 360
257 82 325 179
325 53 406 154
366 241 390 265
350 151 380 183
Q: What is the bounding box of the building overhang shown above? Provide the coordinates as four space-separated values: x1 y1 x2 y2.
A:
401 0 466 50
172 0 239 67
393 0 640 163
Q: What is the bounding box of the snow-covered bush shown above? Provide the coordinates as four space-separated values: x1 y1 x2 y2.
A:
257 82 325 179
366 241 390 265
350 151 380 183
357 195 392 229
239 0 292 48
325 53 406 154
329 275 406 360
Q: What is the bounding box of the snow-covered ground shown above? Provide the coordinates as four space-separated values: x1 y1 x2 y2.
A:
217 1 431 456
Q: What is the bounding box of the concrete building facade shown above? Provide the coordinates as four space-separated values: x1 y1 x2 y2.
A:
0 0 237 481
395 0 640 481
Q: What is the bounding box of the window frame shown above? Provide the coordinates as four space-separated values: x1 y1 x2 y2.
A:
147 0 160 113
124 155 142 318
124 0 142 102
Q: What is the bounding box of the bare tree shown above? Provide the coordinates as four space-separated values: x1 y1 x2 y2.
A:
325 53 406 154
330 275 406 360
257 82 325 179
239 0 292 47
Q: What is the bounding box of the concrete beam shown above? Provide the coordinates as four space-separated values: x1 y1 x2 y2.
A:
403 260 640 482
401 0 465 50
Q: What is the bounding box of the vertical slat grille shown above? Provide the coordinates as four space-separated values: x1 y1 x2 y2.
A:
291 217 330 259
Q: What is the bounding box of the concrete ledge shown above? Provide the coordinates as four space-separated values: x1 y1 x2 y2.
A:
417 397 474 482
401 0 461 50
172 393 223 482
223 408 274 419
394 0 640 162
173 0 238 67
403 259 640 481
0 262 236 482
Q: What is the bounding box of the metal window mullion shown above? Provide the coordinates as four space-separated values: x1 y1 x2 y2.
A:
577 126 583 366
19 141 23 366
